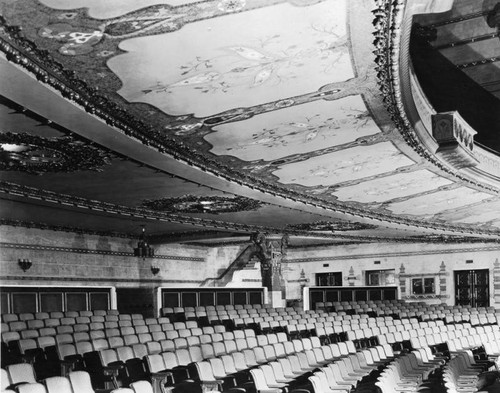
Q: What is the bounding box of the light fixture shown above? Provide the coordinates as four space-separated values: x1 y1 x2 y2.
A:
133 226 154 259
18 258 32 272
151 266 160 276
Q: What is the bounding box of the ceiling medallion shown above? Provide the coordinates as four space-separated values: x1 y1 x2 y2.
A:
141 195 262 214
0 133 110 174
286 220 378 232
217 0 246 13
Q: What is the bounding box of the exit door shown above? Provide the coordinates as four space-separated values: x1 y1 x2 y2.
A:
454 269 489 307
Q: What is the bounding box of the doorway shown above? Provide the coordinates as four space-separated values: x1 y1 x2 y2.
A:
454 269 489 307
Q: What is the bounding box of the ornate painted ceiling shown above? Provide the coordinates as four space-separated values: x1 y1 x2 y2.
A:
0 0 500 246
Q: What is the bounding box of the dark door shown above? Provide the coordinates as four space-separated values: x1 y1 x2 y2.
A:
454 269 489 307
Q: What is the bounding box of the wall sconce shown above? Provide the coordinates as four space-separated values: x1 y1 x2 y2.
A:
298 269 309 290
346 266 357 286
133 226 154 260
18 259 32 272
151 266 160 276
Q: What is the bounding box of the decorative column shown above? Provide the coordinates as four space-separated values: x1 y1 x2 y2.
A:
438 261 448 304
252 232 288 307
494 258 500 308
399 264 406 299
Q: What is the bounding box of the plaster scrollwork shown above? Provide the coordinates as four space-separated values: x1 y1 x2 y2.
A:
372 0 500 194
251 232 288 291
0 132 111 173
1 9 500 236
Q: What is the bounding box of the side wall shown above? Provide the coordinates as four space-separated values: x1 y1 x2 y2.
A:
284 242 500 308
2 225 499 310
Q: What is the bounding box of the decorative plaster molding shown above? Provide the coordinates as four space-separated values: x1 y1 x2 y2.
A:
372 0 500 194
0 275 203 284
403 294 449 300
142 195 263 214
0 219 133 238
287 245 500 263
5 181 499 242
0 132 110 173
1 17 500 237
0 242 205 261
285 220 378 231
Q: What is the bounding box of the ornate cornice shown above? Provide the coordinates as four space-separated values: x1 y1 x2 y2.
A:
285 220 378 231
287 244 500 263
142 195 263 214
0 242 205 261
0 218 133 238
1 15 499 237
0 132 111 173
0 275 203 284
372 0 500 194
3 180 500 242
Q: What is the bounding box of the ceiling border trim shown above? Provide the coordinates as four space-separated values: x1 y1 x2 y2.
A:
0 242 205 262
1 19 499 236
287 245 500 263
2 180 500 241
372 0 500 194
0 275 203 284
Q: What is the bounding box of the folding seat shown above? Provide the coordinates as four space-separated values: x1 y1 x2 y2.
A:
173 338 188 350
249 367 283 393
261 344 277 362
256 335 268 347
165 331 179 340
159 339 175 352
73 332 90 343
73 323 90 333
104 321 118 329
8 321 27 332
60 317 76 326
7 362 37 386
194 361 226 392
184 346 201 366
2 314 18 324
58 342 86 373
184 336 200 348
138 333 152 344
105 328 120 339
267 334 279 345
160 352 190 383
134 326 148 335
105 315 119 322
89 330 105 340
131 343 148 361
222 340 236 355
89 322 104 331
20 329 39 340
151 331 166 342
214 325 226 334
16 383 47 393
210 333 223 342
108 336 125 349
55 333 73 346
129 380 154 393
147 324 161 334
56 325 73 335
175 348 193 367
118 320 132 328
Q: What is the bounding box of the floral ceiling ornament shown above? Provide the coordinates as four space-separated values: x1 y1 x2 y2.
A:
0 133 111 174
286 220 378 231
141 195 262 214
217 0 247 13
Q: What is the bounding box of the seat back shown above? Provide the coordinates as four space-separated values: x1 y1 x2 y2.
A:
45 376 73 393
7 363 37 384
68 371 94 393
130 380 154 393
